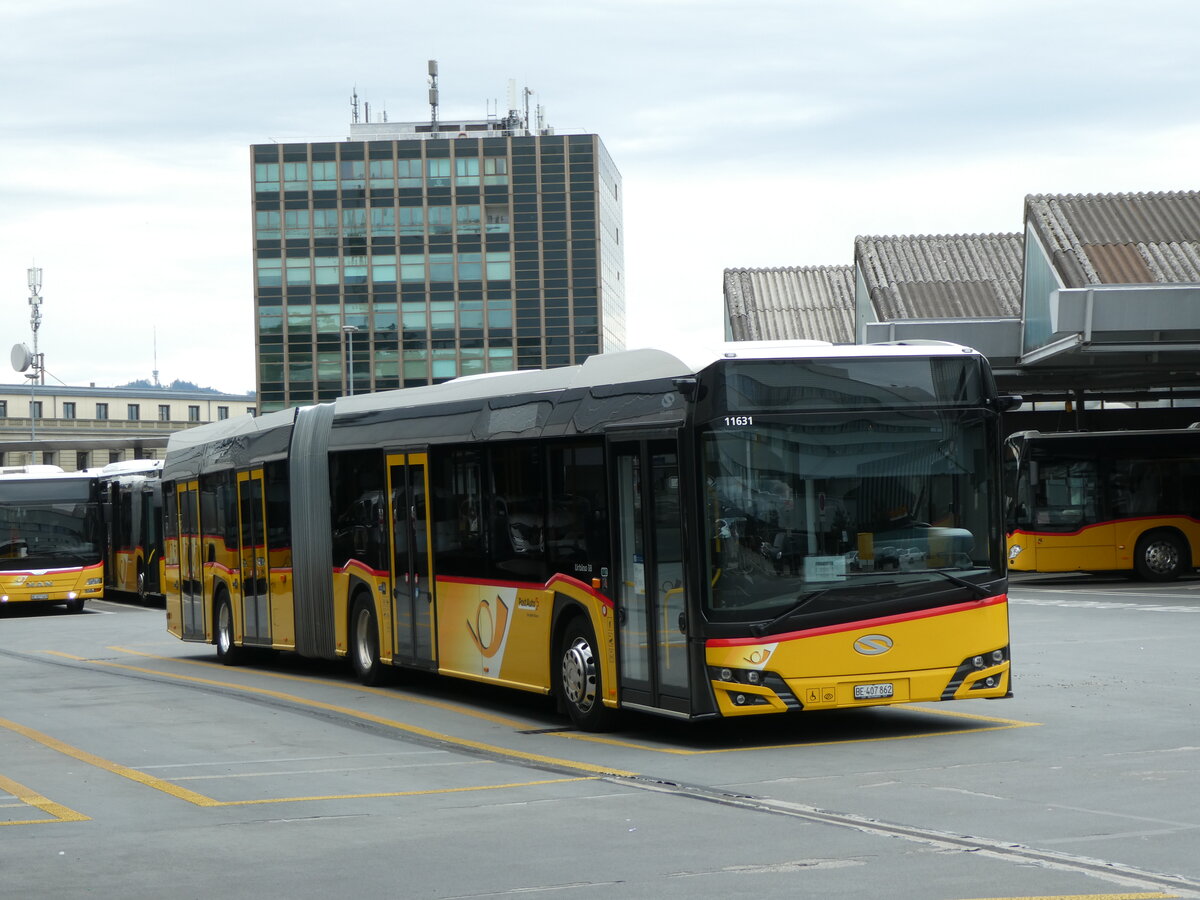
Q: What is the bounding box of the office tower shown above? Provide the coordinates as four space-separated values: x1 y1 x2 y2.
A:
251 82 624 412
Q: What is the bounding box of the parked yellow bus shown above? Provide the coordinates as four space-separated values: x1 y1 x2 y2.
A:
161 342 1017 729
0 467 104 613
1005 428 1200 581
97 459 164 603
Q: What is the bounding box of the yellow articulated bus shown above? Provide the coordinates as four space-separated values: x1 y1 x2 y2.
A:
0 467 105 613
161 341 1017 730
1005 427 1200 581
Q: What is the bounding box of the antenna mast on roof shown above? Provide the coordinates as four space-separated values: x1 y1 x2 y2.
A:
153 327 160 388
351 86 360 124
428 59 440 136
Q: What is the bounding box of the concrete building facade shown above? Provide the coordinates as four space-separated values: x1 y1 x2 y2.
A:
0 383 257 470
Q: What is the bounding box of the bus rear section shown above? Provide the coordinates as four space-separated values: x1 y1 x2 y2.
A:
1005 429 1200 581
0 470 104 613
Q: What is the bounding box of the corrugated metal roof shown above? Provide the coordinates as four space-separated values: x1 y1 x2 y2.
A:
1025 191 1200 287
723 266 855 343
854 233 1023 320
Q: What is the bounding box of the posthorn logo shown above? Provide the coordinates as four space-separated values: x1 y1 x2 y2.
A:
853 634 893 655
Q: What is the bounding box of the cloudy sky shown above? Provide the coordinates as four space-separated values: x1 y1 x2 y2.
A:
3 0 1199 395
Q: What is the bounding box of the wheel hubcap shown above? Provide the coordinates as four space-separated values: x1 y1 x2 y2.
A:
354 610 373 671
562 636 597 713
1146 541 1178 574
218 605 231 653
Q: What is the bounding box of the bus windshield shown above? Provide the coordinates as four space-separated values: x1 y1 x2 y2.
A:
702 409 1000 624
0 480 103 570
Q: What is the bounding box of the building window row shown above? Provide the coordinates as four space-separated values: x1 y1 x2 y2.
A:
256 250 512 287
255 204 510 240
254 158 509 192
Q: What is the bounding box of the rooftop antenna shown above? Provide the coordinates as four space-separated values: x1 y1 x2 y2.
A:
364 100 371 124
153 327 160 388
10 267 45 440
428 59 440 136
351 86 360 124
523 86 532 136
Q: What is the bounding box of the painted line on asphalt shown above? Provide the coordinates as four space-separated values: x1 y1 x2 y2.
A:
106 645 533 729
41 651 638 779
0 712 600 809
0 773 90 826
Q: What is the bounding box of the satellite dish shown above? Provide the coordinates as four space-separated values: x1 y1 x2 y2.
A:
11 343 32 373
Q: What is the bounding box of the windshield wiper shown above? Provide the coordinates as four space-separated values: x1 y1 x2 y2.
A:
751 589 832 637
925 569 993 599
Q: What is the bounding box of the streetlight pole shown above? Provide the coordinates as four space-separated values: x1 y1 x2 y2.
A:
342 324 360 396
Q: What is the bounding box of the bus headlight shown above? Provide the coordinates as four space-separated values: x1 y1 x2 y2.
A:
1008 544 1022 560
86 578 103 586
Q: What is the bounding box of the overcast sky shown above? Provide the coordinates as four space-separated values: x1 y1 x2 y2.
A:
3 0 1199 395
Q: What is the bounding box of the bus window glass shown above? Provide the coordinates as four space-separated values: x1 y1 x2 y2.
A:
491 443 546 582
703 409 998 623
433 449 485 578
547 442 609 579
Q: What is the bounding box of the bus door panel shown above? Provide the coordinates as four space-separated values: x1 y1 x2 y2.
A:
237 469 272 645
387 453 436 667
178 480 205 640
612 439 690 713
164 482 183 638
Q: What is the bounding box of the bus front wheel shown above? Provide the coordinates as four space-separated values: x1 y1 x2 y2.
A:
350 595 386 686
557 618 616 732
215 594 243 665
1135 530 1188 582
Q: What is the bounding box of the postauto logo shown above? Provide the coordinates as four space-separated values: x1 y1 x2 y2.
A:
853 634 893 655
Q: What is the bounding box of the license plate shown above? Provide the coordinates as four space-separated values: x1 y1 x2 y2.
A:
854 682 894 700
31 593 49 600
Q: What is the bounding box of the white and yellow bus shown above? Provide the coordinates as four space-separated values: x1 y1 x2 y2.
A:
0 468 105 613
161 341 1016 730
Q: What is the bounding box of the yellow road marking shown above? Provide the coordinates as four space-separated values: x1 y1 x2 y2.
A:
209 776 592 807
0 773 90 825
0 717 221 807
40 652 638 779
106 645 532 729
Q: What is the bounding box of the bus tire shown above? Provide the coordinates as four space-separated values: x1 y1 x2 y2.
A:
64 597 84 614
215 593 243 665
350 595 387 686
1134 530 1188 582
556 617 617 732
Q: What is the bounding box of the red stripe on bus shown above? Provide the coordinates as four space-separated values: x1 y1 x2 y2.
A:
706 594 1008 647
1009 515 1200 539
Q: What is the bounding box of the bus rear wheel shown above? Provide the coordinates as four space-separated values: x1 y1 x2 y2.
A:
215 594 243 665
557 618 616 732
350 595 387 686
1135 530 1187 582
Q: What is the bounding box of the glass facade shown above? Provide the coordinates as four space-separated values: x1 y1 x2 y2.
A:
252 131 625 412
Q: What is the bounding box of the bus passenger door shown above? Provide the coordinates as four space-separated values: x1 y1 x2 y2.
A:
178 480 205 640
387 452 436 668
611 439 690 715
237 469 271 645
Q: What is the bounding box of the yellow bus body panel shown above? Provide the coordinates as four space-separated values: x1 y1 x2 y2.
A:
432 575 615 702
1008 516 1200 573
0 562 104 605
706 597 1010 717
